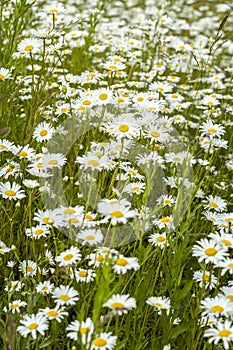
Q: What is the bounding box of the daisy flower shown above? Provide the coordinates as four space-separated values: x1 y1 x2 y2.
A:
36 281 54 294
220 287 233 303
215 258 233 276
0 139 14 152
148 233 168 248
25 225 50 239
204 195 227 212
204 320 233 349
146 296 171 314
98 198 137 225
103 114 140 140
19 260 37 277
66 317 94 343
77 229 104 246
122 182 145 195
201 296 233 318
113 255 140 274
52 285 79 306
8 300 27 314
22 179 40 188
74 268 96 283
17 313 49 339
55 246 82 267
33 122 55 142
41 153 67 169
93 88 113 105
0 68 12 81
192 238 228 264
17 38 43 57
5 280 24 292
193 270 217 290
0 182 26 200
39 306 68 323
91 332 117 350
209 232 233 249
103 294 136 315
200 120 225 139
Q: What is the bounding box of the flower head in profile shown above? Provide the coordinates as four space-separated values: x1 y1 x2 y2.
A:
17 313 49 339
103 294 136 315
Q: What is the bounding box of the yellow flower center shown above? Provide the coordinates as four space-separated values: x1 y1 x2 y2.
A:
116 257 128 266
63 254 73 261
108 65 117 70
227 263 233 268
164 200 171 205
11 303 19 309
64 208 76 215
19 151 28 157
60 294 70 301
85 235 95 241
99 93 108 100
0 144 8 149
0 74 5 79
28 323 38 330
83 100 91 105
48 159 58 165
49 9 58 13
47 310 58 317
110 211 124 218
160 217 170 223
209 202 218 208
131 187 139 192
40 130 48 136
85 214 93 221
96 254 104 262
227 295 233 302
24 45 34 52
127 170 137 176
173 157 181 162
42 217 50 224
69 218 79 224
34 229 44 236
203 274 210 281
87 159 99 167
61 108 67 113
42 286 49 291
80 327 90 334
205 248 217 256
26 266 33 272
151 131 160 138
5 190 16 197
118 124 129 132
207 128 217 134
210 305 224 313
111 302 124 309
218 330 232 337
93 338 107 347
221 239 231 246
155 303 162 308
79 270 88 277
156 236 166 243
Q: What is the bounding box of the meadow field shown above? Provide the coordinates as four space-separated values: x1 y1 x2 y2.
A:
0 0 233 349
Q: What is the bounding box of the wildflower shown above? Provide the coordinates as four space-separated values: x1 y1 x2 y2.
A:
204 320 233 349
74 268 96 283
8 300 27 314
209 232 233 249
193 270 217 290
0 182 26 200
52 285 79 306
103 294 136 315
91 332 117 350
146 296 171 314
77 229 104 246
113 255 140 274
22 179 39 188
0 68 11 81
192 238 228 264
93 88 113 105
148 233 168 248
17 313 49 339
39 306 68 322
36 281 54 294
122 182 145 195
17 38 43 57
55 246 82 267
220 287 233 303
215 258 233 276
200 120 225 139
204 195 227 212
19 260 37 277
33 122 55 142
25 225 50 239
41 153 67 169
5 280 24 292
0 139 14 152
201 296 233 318
66 318 94 343
102 114 140 139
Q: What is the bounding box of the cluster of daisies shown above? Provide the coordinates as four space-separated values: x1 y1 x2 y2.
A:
1 0 233 348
